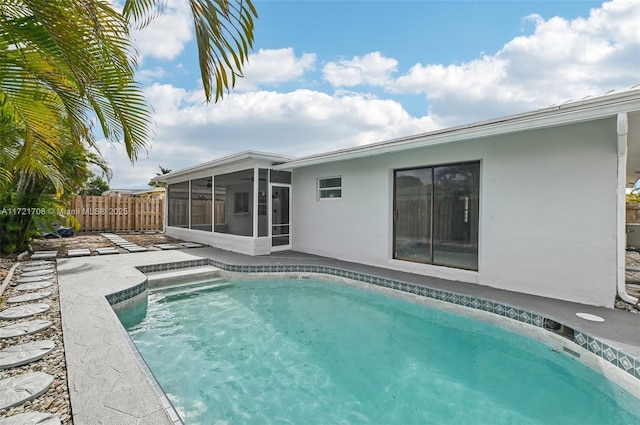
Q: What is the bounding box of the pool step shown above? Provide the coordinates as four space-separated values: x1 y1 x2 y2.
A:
146 266 221 288
154 278 232 298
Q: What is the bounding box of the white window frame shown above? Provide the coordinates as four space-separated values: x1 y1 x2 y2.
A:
317 176 342 200
233 191 250 214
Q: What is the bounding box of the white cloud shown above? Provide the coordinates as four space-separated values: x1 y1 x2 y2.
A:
106 86 438 188
130 0 193 62
393 56 509 100
136 67 166 83
150 88 438 155
323 52 398 87
233 48 317 91
390 0 640 125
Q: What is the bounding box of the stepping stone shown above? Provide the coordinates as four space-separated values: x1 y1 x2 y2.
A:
21 264 54 272
0 372 54 409
18 267 53 274
30 251 57 260
14 282 53 291
18 270 54 278
16 275 54 284
125 247 148 253
0 340 55 369
102 235 124 241
6 292 52 304
0 320 52 339
0 304 50 320
23 261 52 266
20 269 55 277
67 248 91 257
96 247 119 255
0 412 61 425
181 242 204 248
155 244 179 250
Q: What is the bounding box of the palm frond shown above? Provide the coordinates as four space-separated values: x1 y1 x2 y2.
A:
1 0 154 162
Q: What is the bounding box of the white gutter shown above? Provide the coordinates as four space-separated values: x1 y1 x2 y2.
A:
617 112 640 305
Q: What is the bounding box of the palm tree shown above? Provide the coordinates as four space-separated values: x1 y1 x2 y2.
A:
1 1 152 169
0 110 110 253
1 1 256 164
0 0 257 253
149 165 172 187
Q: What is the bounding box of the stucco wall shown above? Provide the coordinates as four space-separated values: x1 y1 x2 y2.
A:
291 118 618 306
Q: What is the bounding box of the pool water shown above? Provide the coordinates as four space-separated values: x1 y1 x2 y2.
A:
122 279 640 424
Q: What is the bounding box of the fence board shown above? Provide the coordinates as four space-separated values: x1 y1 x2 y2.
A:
71 196 164 232
627 203 640 224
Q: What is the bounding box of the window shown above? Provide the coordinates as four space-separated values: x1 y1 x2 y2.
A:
234 192 250 214
270 170 291 184
167 182 189 228
393 161 480 270
318 176 342 199
214 169 254 236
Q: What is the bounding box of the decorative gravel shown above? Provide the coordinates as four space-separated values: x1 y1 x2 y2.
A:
0 261 72 424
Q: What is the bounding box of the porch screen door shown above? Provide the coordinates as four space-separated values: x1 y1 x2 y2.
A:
270 184 291 250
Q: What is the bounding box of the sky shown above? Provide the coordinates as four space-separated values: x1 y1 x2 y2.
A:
101 0 640 189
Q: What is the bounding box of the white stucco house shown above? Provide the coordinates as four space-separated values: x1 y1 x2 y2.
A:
154 88 640 308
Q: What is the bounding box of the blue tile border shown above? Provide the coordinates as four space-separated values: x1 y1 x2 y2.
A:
105 280 148 305
118 259 640 384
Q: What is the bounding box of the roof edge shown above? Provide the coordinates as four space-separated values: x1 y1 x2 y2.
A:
153 150 294 182
275 87 640 170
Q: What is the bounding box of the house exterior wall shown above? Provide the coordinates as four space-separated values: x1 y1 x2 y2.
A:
291 118 618 306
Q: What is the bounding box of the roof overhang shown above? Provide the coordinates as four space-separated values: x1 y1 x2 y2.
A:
152 151 293 183
274 88 640 187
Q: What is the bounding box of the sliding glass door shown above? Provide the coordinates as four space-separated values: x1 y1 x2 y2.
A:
393 161 480 270
394 168 432 262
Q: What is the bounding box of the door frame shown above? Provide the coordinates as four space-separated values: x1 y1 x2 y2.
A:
269 183 292 251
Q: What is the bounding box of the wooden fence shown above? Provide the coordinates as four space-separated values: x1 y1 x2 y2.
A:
627 203 640 224
70 196 164 232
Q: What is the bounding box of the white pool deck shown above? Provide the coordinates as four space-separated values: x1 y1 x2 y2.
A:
56 247 640 425
57 251 197 425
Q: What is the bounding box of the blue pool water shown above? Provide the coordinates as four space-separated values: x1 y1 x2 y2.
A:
122 279 640 424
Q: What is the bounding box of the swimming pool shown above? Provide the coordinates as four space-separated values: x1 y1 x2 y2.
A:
122 278 640 424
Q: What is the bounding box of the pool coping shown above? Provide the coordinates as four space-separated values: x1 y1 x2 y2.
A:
57 251 198 425
58 250 640 424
